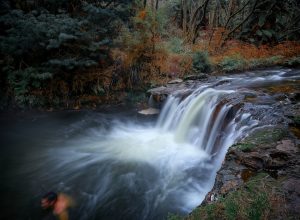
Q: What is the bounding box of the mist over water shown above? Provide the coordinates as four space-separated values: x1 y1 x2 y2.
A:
1 68 299 220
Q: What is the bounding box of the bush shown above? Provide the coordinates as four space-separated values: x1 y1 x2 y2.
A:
6 67 52 107
285 56 300 67
0 8 110 71
192 51 211 73
0 1 132 107
262 56 282 66
167 37 185 54
219 55 246 72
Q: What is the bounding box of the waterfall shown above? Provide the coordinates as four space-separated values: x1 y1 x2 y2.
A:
157 88 255 157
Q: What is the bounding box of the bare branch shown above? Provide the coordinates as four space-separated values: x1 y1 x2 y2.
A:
224 0 251 29
221 0 259 46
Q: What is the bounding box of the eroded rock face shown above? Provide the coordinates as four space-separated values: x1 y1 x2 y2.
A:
202 132 300 216
282 178 300 216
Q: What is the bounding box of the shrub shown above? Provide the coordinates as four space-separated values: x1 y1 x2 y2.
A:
0 1 132 107
262 56 283 66
192 51 211 73
219 55 246 72
167 37 185 54
7 67 52 107
285 56 300 67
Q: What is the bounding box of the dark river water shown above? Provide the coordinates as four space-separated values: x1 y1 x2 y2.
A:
1 68 299 220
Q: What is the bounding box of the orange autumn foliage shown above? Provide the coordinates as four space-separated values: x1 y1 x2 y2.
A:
138 10 147 20
194 28 300 65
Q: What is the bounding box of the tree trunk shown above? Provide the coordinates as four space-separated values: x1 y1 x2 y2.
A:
181 0 188 35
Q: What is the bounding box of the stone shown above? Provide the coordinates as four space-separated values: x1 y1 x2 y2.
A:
184 74 208 80
238 152 266 170
276 140 298 153
282 178 300 194
147 86 167 95
222 174 236 182
220 180 239 194
168 78 183 84
138 108 160 115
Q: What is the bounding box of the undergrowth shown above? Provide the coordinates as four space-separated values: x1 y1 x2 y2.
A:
184 173 287 220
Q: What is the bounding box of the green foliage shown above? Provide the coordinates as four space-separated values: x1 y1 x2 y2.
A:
0 1 132 107
240 0 300 44
224 198 238 220
234 143 255 152
247 192 269 220
167 37 185 54
92 84 105 96
190 172 274 220
125 91 146 104
6 67 52 106
247 56 283 69
192 51 211 73
285 56 300 67
0 8 110 70
219 55 246 72
263 56 282 65
249 128 286 144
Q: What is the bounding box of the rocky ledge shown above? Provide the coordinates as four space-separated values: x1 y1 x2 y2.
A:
194 104 300 219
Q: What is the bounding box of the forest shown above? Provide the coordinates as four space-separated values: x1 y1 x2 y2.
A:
0 0 300 109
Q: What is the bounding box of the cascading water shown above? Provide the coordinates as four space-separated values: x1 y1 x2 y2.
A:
1 68 299 220
39 88 255 220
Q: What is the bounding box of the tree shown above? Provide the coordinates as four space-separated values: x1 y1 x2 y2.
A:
0 0 133 106
181 0 211 43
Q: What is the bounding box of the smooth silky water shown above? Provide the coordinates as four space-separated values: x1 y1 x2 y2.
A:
0 68 299 220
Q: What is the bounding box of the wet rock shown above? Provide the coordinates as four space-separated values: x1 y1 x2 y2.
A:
276 140 298 154
220 180 239 194
184 74 208 81
282 178 300 194
168 78 183 84
265 154 289 169
282 178 300 216
273 93 287 101
214 79 231 87
147 83 194 104
237 151 266 170
138 108 160 115
147 86 168 103
147 86 167 95
222 174 236 182
289 92 300 103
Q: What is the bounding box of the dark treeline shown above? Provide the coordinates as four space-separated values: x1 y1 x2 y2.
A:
0 0 299 109
0 0 135 108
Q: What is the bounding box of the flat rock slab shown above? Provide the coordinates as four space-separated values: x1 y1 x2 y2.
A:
138 108 160 115
168 78 183 84
276 139 298 153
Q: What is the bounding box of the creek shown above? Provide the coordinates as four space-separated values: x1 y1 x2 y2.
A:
0 68 299 220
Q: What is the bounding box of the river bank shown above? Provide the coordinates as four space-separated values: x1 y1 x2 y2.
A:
151 68 299 220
